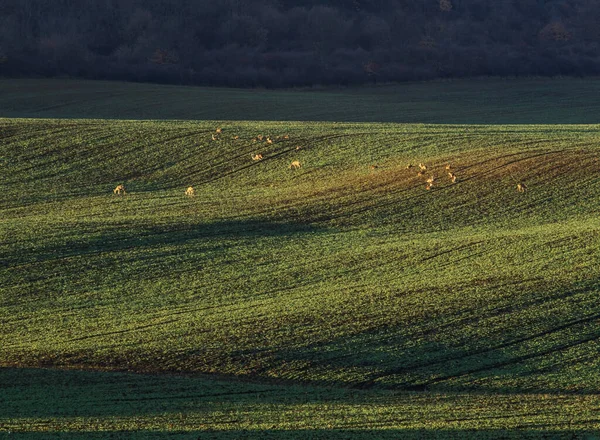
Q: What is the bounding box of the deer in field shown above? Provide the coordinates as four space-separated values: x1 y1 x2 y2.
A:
419 163 427 171
113 184 126 195
215 127 222 134
289 160 301 170
425 175 435 190
232 135 239 140
448 172 457 183
266 137 273 145
369 165 379 170
445 164 452 171
517 183 527 193
406 164 414 169
212 133 219 141
185 186 196 196
251 153 263 161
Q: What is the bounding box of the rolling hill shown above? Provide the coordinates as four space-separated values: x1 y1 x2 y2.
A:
1 80 600 438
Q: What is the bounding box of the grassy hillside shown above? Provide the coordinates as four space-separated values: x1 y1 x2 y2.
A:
3 77 600 123
2 116 600 437
2 368 600 438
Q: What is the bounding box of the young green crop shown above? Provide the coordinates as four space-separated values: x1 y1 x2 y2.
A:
1 368 599 438
3 118 600 390
2 116 600 438
3 77 600 123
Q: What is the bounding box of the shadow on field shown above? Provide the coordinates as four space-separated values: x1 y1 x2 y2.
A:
1 368 355 419
2 368 599 438
4 78 600 124
4 430 598 439
6 218 331 268
269 276 600 394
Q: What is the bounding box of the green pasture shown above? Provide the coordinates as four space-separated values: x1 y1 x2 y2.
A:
1 84 600 437
2 77 600 123
1 368 599 439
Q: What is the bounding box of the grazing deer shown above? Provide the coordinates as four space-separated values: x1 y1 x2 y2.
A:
232 135 239 140
295 145 303 150
113 184 126 195
251 153 263 161
448 172 457 183
215 127 222 134
266 137 273 145
419 163 427 171
517 183 527 193
283 135 290 140
425 176 435 190
445 164 452 171
212 133 219 141
369 165 379 170
406 164 414 169
256 135 264 141
417 170 426 177
185 186 196 197
289 160 301 170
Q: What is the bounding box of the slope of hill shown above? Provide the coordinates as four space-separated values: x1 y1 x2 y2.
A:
2 367 599 438
2 100 600 437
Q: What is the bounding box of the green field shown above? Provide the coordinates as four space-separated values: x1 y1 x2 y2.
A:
2 368 599 439
1 79 600 438
3 77 600 123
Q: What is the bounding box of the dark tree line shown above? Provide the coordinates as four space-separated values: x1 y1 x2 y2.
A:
1 0 600 87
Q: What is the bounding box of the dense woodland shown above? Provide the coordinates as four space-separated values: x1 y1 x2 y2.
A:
1 0 600 87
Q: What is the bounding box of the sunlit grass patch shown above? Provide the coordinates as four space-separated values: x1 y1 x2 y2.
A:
2 117 600 437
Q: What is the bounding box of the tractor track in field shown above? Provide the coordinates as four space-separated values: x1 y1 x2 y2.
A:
190 132 373 187
315 148 598 225
0 125 80 144
311 150 542 219
4 117 600 396
418 329 600 388
364 310 600 389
